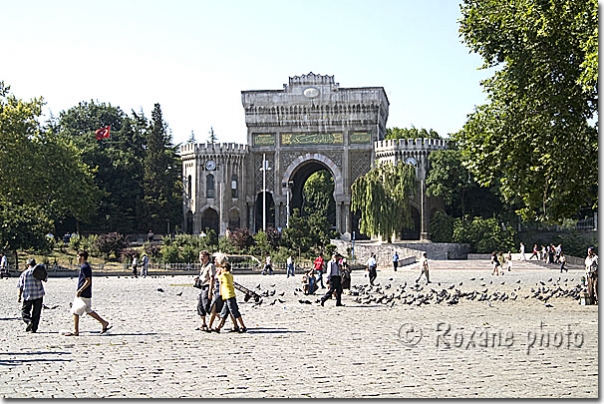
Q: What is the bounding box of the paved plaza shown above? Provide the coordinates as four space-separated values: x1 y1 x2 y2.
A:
0 260 598 398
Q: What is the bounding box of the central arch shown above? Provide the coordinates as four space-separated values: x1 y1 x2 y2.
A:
281 154 343 232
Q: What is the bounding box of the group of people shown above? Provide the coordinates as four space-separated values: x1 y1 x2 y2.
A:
490 251 513 275
16 250 111 336
194 250 247 333
522 242 568 272
130 253 149 278
302 252 351 298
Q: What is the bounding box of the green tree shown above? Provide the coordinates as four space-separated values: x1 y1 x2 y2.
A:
141 103 182 233
0 83 99 260
302 170 335 226
351 161 416 241
386 126 441 140
457 0 598 222
53 101 145 234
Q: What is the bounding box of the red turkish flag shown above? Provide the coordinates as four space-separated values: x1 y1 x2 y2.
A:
95 125 111 140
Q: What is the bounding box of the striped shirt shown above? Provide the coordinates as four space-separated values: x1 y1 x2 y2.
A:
17 268 45 301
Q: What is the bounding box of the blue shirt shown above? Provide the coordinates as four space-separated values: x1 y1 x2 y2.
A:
17 268 45 301
77 262 93 298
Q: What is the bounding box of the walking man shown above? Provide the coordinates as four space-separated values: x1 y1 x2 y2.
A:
585 247 598 305
286 255 295 278
416 252 431 284
0 251 8 278
519 242 527 261
63 250 111 336
366 253 377 285
320 253 343 307
392 251 399 272
141 253 149 278
17 258 47 333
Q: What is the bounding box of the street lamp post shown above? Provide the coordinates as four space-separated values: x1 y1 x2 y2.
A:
260 154 271 232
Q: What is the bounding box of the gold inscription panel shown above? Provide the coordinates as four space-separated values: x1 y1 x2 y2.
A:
281 133 343 146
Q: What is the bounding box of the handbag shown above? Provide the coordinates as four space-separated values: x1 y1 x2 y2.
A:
193 278 203 289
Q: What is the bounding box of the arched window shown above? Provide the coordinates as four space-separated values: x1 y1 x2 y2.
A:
231 174 238 199
187 175 192 197
206 174 215 198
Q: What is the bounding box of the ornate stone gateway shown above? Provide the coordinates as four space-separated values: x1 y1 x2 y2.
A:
181 73 445 240
241 73 390 236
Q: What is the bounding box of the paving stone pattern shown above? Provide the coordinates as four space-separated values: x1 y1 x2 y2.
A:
0 260 597 398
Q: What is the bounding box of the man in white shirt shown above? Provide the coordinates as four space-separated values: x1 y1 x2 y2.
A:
585 247 598 305
366 253 377 286
0 252 8 278
416 252 431 284
320 253 343 307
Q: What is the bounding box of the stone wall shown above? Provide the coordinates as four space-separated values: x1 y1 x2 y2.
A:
330 240 471 268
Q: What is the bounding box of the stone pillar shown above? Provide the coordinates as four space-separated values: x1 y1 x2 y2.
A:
336 200 342 233
420 179 430 241
344 203 351 234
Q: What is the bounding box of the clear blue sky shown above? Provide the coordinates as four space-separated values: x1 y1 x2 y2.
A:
3 0 493 145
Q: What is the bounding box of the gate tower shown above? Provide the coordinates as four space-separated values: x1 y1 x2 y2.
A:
241 72 389 236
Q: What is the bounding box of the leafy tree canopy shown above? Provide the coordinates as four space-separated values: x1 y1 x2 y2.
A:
0 82 99 253
386 126 442 140
456 0 598 222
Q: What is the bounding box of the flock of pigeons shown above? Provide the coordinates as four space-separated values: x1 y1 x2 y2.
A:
289 275 585 309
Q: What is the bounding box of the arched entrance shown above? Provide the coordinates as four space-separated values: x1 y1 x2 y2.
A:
185 210 193 235
281 153 346 233
228 208 241 230
400 205 421 240
201 208 219 235
287 163 336 230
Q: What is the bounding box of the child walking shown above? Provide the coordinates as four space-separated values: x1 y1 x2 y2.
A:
213 253 247 333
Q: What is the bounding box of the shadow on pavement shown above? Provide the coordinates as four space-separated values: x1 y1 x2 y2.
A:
246 328 305 334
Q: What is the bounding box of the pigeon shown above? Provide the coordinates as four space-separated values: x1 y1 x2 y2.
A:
470 278 476 281
293 291 298 296
539 281 546 286
270 284 276 287
545 303 554 308
157 288 165 292
388 277 393 281
269 290 276 296
298 299 312 304
516 280 521 283
255 284 261 289
458 282 463 286
277 298 285 304
279 291 285 296
269 299 277 306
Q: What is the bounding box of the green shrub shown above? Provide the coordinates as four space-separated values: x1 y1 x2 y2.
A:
94 232 128 259
453 216 516 253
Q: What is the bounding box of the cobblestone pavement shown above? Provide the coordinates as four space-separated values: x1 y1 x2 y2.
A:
0 260 598 398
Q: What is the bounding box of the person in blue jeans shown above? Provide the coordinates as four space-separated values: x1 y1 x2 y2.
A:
286 255 295 278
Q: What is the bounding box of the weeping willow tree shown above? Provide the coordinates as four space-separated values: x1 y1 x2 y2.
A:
351 162 416 242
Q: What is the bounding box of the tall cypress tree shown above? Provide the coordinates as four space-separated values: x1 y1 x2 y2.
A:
141 103 182 234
